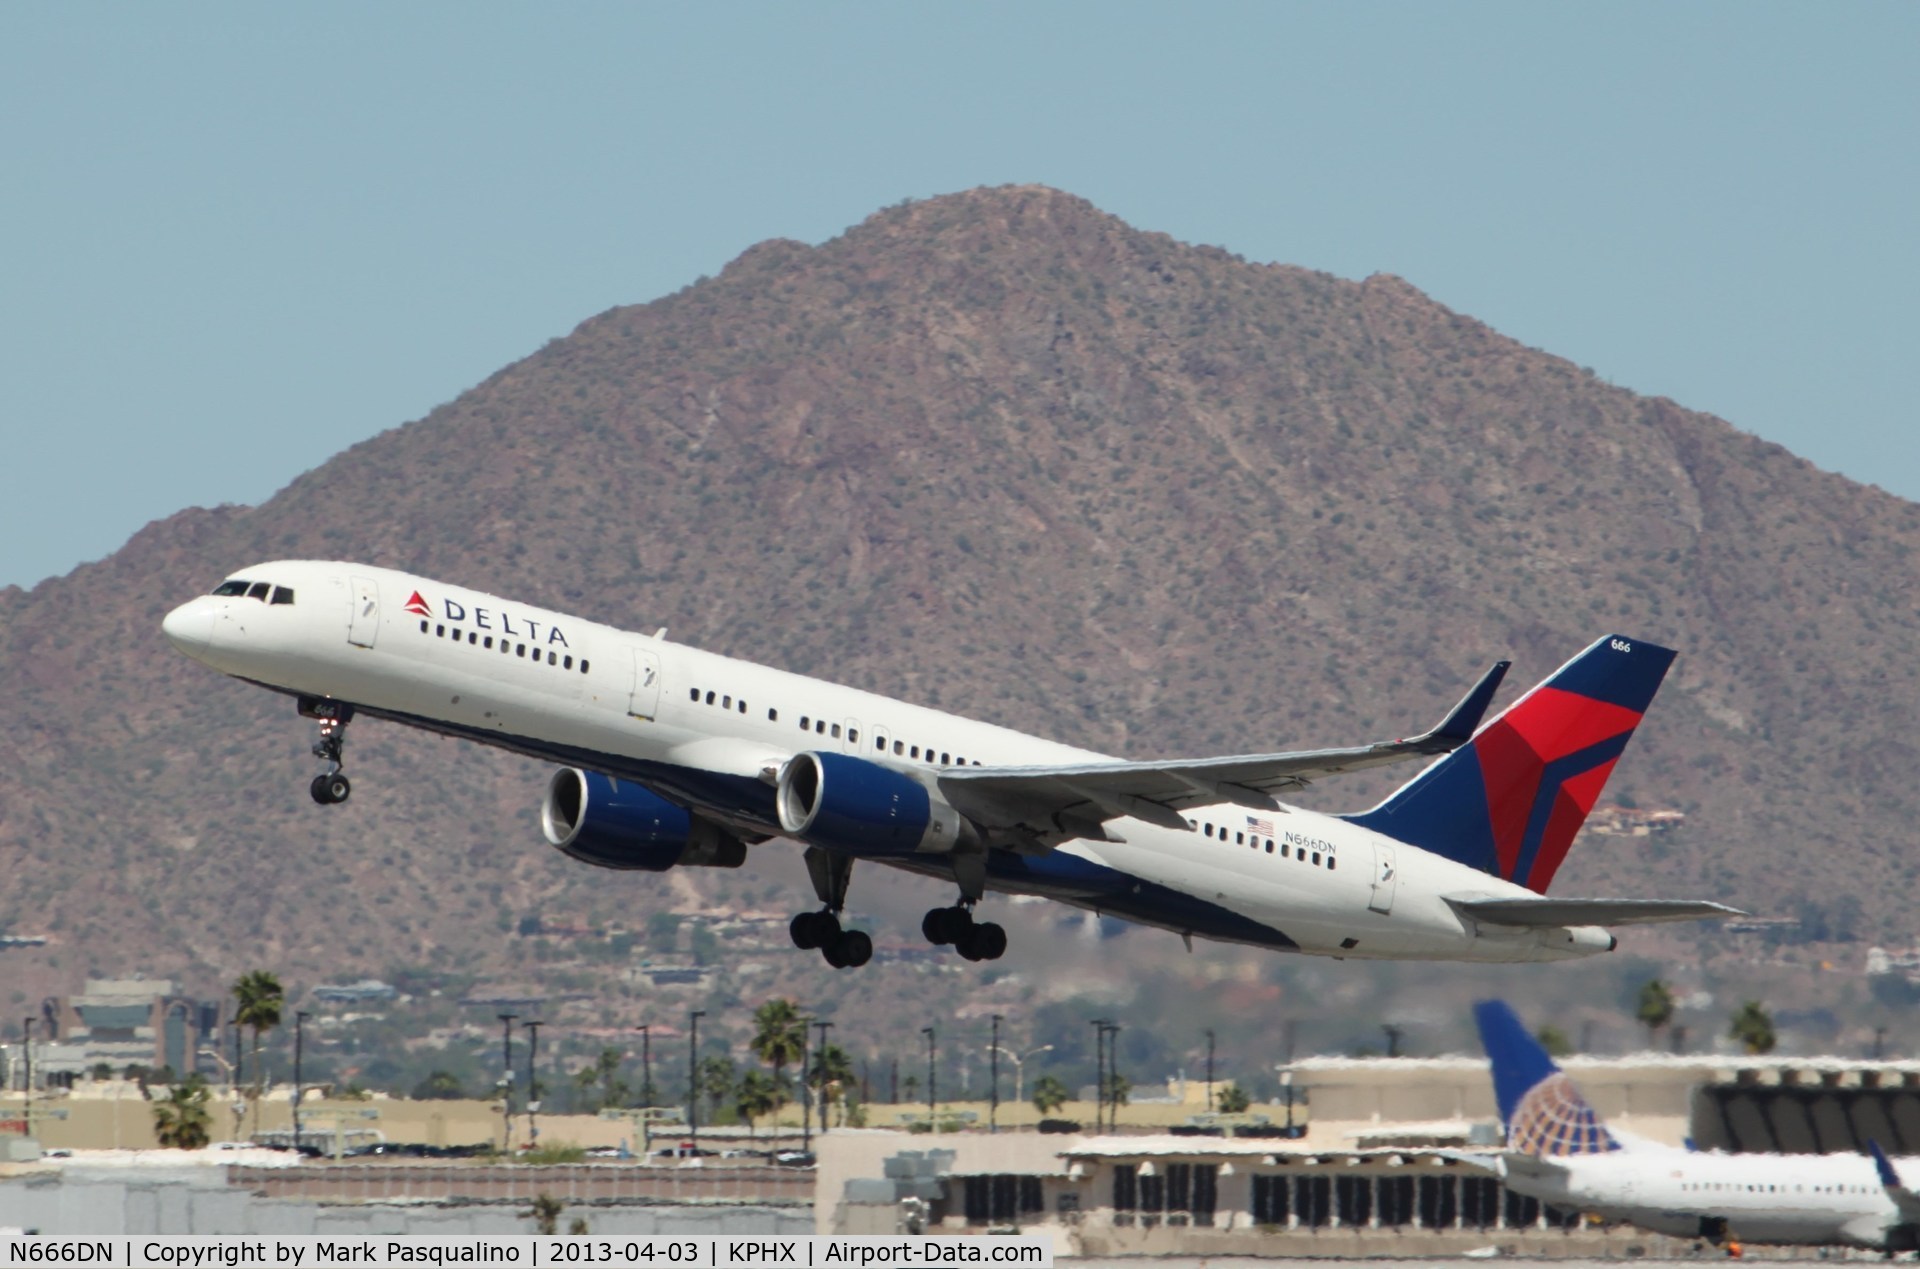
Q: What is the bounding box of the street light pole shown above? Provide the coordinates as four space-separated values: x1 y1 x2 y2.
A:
637 1024 652 1109
293 1012 310 1153
1089 1019 1109 1134
688 1010 705 1147
524 1021 543 1147
989 1015 1001 1134
1105 1023 1121 1133
800 1020 813 1155
922 1027 936 1132
812 1021 834 1138
1204 1028 1215 1115
20 1019 33 1124
497 1014 517 1150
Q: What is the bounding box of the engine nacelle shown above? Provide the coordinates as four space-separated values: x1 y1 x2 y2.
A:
541 768 747 872
776 751 972 856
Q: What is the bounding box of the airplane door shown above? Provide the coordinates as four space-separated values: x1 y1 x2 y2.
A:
1368 843 1398 914
349 576 380 648
628 648 662 720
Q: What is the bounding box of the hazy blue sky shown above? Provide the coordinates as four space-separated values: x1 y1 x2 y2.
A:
4 3 1914 591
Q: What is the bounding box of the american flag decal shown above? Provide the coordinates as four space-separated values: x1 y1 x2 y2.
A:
1246 816 1275 835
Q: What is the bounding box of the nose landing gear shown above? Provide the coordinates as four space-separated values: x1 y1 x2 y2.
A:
300 697 355 805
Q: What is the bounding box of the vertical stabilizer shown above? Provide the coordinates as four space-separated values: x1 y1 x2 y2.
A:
1473 1000 1622 1156
1345 635 1675 893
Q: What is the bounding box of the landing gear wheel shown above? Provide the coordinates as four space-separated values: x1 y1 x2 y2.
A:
310 773 351 805
922 905 972 946
972 921 1007 961
834 929 873 968
822 938 852 969
790 910 840 950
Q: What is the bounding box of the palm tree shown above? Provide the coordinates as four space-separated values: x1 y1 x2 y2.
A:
735 1070 781 1140
152 1074 213 1149
1215 1083 1251 1115
1031 1074 1069 1117
1729 1000 1777 1055
697 1054 738 1122
230 970 284 1137
750 999 807 1097
808 1043 857 1125
1636 979 1676 1049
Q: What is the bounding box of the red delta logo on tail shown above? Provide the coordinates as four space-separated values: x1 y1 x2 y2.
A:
1344 635 1676 892
403 591 431 617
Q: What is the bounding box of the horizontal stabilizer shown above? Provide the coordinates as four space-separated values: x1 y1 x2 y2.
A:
1452 897 1746 927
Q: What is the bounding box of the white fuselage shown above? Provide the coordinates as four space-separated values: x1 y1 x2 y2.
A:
1506 1146 1907 1249
162 561 1614 963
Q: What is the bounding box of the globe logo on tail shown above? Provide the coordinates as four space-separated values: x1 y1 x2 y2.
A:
1509 1071 1621 1156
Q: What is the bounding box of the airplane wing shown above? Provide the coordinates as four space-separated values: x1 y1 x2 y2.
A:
936 660 1510 835
1449 897 1747 927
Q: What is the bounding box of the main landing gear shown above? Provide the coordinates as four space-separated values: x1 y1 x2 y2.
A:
922 903 1007 962
791 847 873 969
300 697 355 805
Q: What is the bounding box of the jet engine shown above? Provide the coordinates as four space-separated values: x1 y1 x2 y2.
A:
776 751 974 856
541 768 746 871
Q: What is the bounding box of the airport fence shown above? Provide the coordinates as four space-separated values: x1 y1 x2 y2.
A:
230 1163 814 1206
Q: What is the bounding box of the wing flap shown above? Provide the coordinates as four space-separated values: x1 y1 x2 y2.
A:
1451 897 1747 927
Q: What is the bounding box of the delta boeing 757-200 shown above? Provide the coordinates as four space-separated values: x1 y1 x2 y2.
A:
161 562 1738 969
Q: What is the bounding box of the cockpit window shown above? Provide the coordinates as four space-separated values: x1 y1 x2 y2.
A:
212 580 251 597
246 582 271 601
270 586 295 605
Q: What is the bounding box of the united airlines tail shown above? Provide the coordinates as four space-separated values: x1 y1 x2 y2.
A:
1345 634 1675 893
1473 999 1624 1156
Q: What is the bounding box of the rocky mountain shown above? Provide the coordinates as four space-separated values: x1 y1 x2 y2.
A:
3 185 1916 1067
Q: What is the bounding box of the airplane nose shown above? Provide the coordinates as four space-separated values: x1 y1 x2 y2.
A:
162 601 214 654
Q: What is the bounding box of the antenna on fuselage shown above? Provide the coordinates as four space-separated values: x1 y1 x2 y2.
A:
654 627 668 641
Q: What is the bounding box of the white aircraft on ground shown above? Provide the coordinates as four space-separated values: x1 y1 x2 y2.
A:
1475 1000 1918 1250
161 562 1737 969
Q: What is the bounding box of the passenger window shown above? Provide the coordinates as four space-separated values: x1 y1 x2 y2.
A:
691 689 700 702
1312 852 1321 866
706 691 716 705
876 737 886 751
722 695 731 709
894 741 904 756
815 720 826 734
1204 824 1214 838
436 625 446 637
830 724 842 739
469 632 478 645
246 582 271 601
800 716 810 729
1328 857 1336 871
419 620 429 634
270 586 294 605
517 644 526 657
580 660 590 673
940 752 950 765
738 701 746 714
910 746 920 759
212 580 251 596
485 637 494 649
769 709 779 722
848 729 858 744
1235 832 1244 845
564 655 573 670
1265 841 1274 853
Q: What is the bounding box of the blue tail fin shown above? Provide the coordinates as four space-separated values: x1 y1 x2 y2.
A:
1472 1000 1621 1156
1345 635 1676 893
